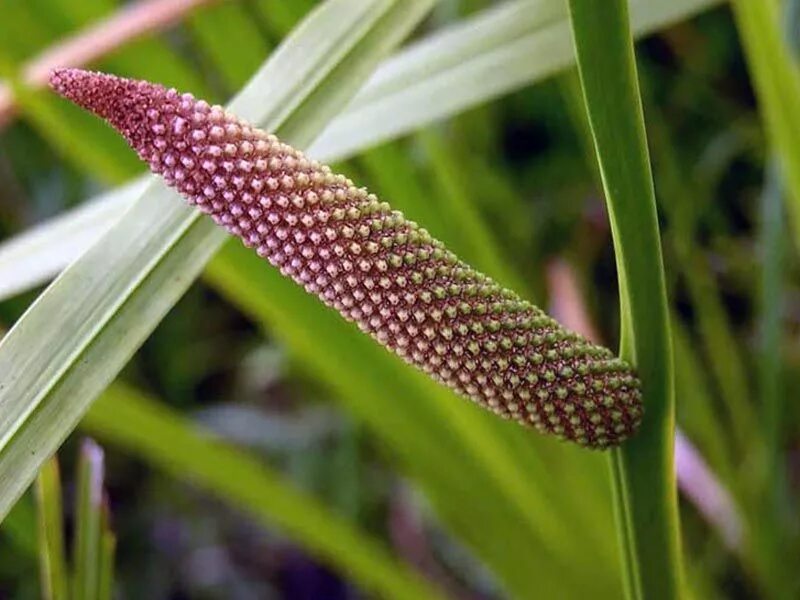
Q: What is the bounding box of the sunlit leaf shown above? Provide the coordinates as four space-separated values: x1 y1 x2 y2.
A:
0 0 725 301
567 0 680 596
0 0 436 523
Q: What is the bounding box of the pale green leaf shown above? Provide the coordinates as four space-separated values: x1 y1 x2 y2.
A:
0 0 724 301
0 0 436 522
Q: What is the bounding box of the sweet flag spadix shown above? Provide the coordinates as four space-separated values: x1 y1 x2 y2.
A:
50 68 643 449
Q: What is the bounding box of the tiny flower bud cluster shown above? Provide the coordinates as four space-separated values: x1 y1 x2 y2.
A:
50 68 643 449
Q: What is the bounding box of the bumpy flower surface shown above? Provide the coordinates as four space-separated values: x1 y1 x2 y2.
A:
50 68 643 449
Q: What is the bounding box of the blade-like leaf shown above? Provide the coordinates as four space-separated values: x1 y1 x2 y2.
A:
0 0 436 521
2 493 37 556
567 0 680 598
672 323 732 480
187 2 271 91
82 384 442 600
644 106 745 468
97 527 115 600
35 458 68 600
748 4 800 595
72 439 104 600
731 0 800 242
417 129 526 291
0 180 146 299
0 0 725 301
306 0 723 161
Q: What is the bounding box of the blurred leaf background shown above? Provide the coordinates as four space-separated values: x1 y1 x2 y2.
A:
0 0 798 598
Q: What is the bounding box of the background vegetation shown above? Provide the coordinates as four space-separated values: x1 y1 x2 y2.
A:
0 0 798 598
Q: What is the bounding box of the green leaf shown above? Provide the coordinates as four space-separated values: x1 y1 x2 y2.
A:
72 439 104 600
747 6 800 595
672 323 732 481
2 492 38 557
0 0 436 522
35 458 68 600
645 103 753 457
566 0 681 598
731 0 800 243
417 130 527 292
187 1 271 92
306 0 724 161
253 0 316 38
0 180 145 299
81 384 443 600
97 526 115 600
0 0 725 301
758 165 786 490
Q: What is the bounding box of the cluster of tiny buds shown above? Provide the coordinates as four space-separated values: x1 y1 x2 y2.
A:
50 68 644 449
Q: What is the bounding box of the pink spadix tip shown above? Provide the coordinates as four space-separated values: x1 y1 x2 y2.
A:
49 68 183 151
49 69 644 449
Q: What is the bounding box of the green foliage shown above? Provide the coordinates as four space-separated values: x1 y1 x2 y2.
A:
0 0 726 300
732 0 800 240
72 441 105 600
34 443 116 600
82 385 442 600
0 0 796 597
0 0 436 524
566 0 679 597
35 459 68 600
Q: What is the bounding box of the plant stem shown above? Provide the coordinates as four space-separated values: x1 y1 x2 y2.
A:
566 0 681 597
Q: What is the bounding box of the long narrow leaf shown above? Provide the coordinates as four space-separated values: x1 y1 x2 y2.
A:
82 384 442 600
96 527 115 600
749 4 800 595
0 0 436 522
308 0 723 161
731 0 800 241
0 180 146 299
35 458 68 600
0 0 725 301
567 0 680 598
72 439 104 600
